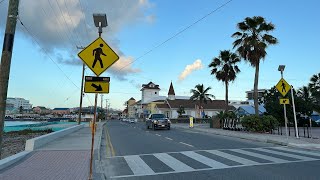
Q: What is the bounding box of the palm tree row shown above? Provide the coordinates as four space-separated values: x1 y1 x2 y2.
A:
298 73 320 112
209 16 278 115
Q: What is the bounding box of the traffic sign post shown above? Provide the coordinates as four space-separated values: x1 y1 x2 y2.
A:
84 76 110 94
78 37 119 76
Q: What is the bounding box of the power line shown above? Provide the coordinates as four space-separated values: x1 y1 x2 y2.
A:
18 18 80 89
115 0 233 73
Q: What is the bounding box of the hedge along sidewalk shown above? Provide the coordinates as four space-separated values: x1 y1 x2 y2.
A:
172 123 320 150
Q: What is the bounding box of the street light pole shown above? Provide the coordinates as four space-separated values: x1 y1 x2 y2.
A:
0 0 20 159
89 13 108 180
278 66 288 142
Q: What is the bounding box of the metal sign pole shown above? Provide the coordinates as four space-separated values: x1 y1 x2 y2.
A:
283 104 289 142
290 86 299 138
89 93 98 180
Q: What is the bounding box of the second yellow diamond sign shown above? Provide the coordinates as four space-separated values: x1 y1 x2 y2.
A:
78 37 119 76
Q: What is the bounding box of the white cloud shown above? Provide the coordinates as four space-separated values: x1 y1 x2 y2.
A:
178 59 204 81
0 0 154 80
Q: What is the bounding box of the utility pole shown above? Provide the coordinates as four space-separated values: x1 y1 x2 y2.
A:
0 0 20 159
77 45 85 125
100 94 103 121
105 98 108 121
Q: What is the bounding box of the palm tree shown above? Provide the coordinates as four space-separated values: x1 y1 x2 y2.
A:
297 86 313 102
232 16 278 115
190 84 215 117
309 73 320 99
308 73 320 112
209 50 240 112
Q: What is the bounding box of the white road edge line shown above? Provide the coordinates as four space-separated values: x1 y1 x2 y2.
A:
165 137 173 141
155 134 161 137
179 142 194 147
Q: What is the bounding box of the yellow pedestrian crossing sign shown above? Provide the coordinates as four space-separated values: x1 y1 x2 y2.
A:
84 76 110 94
275 78 291 97
279 98 290 105
78 37 119 76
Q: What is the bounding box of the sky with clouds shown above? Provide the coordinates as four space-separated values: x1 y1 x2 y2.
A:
0 0 319 110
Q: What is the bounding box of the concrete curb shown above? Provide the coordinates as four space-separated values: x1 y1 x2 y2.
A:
97 122 106 161
0 151 31 171
25 124 85 151
174 125 320 150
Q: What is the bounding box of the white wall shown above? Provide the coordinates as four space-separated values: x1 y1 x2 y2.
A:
142 89 160 104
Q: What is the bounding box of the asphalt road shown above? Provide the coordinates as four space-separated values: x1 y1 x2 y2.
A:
97 121 320 180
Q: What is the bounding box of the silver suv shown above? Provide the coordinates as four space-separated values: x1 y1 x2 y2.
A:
146 114 171 130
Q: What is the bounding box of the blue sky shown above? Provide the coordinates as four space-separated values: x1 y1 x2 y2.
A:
0 0 319 110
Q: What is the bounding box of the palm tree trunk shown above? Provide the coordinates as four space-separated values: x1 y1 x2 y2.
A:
254 60 260 116
225 81 229 112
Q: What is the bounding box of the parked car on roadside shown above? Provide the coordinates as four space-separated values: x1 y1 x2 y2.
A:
146 113 171 130
129 118 137 123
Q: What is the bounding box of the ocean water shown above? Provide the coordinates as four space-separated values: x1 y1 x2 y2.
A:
3 121 79 132
5 121 40 127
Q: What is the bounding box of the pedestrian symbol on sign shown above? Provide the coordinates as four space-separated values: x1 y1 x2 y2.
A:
92 44 106 68
281 80 286 93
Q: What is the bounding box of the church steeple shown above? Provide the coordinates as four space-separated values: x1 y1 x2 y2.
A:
168 81 176 100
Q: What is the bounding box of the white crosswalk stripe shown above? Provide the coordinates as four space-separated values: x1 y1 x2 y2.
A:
273 147 320 157
229 149 289 163
154 153 194 172
101 146 320 179
255 148 317 161
124 155 155 175
206 150 258 165
181 151 229 169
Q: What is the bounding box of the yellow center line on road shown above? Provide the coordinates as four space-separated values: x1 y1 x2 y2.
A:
105 125 115 157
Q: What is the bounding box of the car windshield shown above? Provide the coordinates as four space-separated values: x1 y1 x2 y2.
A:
151 114 166 119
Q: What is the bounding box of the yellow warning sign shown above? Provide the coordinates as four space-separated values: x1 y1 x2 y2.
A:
275 78 291 97
279 98 290 105
78 37 119 76
84 76 110 94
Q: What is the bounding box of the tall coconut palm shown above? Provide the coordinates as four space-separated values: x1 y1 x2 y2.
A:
209 50 240 112
232 16 278 115
190 84 215 117
309 73 320 99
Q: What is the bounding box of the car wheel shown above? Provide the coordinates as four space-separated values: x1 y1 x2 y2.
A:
167 126 170 130
146 124 149 129
153 124 156 131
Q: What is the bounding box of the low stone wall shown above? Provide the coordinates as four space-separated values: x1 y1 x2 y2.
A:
25 124 85 151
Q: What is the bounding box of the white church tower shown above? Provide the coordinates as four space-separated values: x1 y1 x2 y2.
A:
141 82 160 104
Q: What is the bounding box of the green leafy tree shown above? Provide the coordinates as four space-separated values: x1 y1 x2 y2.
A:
209 50 241 112
177 105 185 116
190 84 215 117
232 16 278 115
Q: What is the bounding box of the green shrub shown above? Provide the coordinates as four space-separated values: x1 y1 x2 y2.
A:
261 115 279 132
241 115 279 132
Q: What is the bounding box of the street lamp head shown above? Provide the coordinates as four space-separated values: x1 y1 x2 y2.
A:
93 13 107 28
278 65 285 72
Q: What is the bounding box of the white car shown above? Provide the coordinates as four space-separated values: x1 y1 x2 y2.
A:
129 118 137 123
